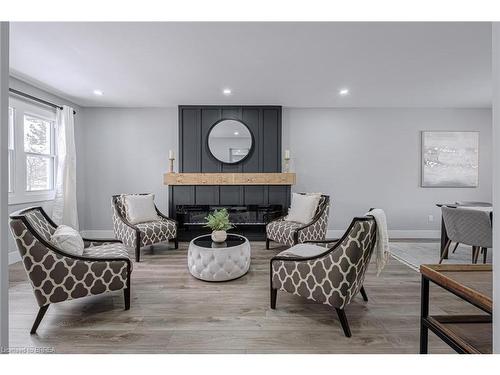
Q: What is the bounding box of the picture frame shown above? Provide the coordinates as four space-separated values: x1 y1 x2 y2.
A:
421 131 479 188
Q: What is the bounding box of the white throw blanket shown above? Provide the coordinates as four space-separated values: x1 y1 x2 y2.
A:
366 208 390 276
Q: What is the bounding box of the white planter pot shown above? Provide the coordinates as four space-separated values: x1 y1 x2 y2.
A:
211 230 227 243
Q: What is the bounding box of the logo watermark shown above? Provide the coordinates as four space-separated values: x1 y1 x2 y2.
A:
1 346 55 354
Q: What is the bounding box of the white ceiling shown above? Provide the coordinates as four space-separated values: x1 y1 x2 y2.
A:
9 22 492 108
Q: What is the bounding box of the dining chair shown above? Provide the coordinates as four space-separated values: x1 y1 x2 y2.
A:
455 201 492 207
440 206 492 264
448 202 492 254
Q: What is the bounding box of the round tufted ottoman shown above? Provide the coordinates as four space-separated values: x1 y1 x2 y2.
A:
187 234 251 281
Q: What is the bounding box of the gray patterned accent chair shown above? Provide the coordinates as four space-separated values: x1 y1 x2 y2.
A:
266 194 330 249
270 215 377 337
9 207 132 334
112 194 178 262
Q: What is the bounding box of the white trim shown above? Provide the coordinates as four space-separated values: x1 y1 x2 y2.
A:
8 192 55 205
327 229 440 240
1 22 10 351
7 228 440 266
81 229 440 241
80 230 115 239
492 22 500 354
8 251 21 265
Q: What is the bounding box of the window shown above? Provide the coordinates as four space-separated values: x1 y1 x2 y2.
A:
24 115 55 191
8 97 57 204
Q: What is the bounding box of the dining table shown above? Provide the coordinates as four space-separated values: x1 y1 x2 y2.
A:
435 203 493 259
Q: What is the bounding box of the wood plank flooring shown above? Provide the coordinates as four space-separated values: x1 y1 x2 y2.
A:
8 241 485 353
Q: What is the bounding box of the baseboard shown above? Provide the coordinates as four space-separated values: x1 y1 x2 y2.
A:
80 230 116 239
8 228 438 265
326 229 440 240
81 229 440 241
9 251 21 265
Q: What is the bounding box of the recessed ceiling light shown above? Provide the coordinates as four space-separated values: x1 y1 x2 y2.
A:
339 88 349 96
234 131 239 136
223 88 232 96
93 89 104 96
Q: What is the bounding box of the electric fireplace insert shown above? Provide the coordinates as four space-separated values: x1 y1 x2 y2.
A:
175 204 284 241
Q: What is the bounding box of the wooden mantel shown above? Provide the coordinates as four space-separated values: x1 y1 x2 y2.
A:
164 172 296 186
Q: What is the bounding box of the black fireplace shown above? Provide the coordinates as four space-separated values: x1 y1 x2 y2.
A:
175 204 284 241
169 105 290 241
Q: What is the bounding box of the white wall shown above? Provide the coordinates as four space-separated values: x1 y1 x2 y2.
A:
283 108 492 237
0 21 9 352
80 107 177 231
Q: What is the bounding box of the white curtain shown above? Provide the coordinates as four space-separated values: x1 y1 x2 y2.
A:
52 105 79 229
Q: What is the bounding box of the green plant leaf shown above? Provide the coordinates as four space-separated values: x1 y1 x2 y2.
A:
204 208 234 231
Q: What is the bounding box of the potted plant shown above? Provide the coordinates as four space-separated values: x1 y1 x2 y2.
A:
204 208 234 243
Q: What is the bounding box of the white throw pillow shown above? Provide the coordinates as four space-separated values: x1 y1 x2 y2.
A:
285 193 322 225
51 225 85 256
124 194 159 224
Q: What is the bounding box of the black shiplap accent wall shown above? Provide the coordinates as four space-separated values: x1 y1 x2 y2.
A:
169 105 289 218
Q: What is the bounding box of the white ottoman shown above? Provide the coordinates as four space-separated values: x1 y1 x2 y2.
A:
187 234 251 281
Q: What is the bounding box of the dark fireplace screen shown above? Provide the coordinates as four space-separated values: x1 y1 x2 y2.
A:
176 205 284 227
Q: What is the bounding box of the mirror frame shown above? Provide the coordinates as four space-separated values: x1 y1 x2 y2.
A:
207 119 254 165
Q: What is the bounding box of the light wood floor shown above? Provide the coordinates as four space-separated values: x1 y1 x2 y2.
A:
8 241 484 353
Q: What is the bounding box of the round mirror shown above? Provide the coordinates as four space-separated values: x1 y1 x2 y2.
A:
208 120 253 164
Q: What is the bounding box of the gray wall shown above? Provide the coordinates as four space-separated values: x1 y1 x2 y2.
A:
80 106 492 237
283 108 492 236
7 77 82 261
80 107 177 231
6 83 491 239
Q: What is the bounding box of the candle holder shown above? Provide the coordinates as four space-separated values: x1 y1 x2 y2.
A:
168 150 176 173
284 150 291 173
169 157 175 173
284 159 290 173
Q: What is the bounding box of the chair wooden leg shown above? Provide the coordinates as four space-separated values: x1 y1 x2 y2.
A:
439 239 451 264
135 236 141 262
124 288 130 310
31 305 49 334
360 286 368 302
174 238 179 249
266 238 270 250
451 242 460 254
335 308 352 337
270 288 277 309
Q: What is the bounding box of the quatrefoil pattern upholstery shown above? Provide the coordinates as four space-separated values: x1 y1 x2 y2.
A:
136 220 177 247
271 217 377 309
266 194 330 247
24 209 56 242
112 194 177 262
9 207 132 308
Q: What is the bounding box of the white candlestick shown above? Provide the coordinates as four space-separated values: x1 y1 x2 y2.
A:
169 150 175 160
284 149 290 160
